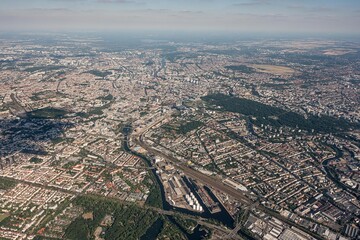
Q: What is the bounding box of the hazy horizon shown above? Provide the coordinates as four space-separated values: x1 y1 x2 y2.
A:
0 0 359 35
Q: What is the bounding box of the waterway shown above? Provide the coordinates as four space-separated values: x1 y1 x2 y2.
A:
139 217 210 240
167 216 210 240
183 177 234 228
122 126 236 239
140 218 164 240
322 145 359 199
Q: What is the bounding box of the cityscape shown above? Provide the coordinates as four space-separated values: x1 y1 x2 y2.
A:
0 0 360 240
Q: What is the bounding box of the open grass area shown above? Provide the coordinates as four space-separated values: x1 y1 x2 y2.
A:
0 177 17 190
0 213 10 223
323 49 356 56
162 120 203 135
225 65 255 73
251 64 295 75
27 107 69 119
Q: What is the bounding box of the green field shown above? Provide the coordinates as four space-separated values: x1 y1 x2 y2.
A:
162 120 204 135
225 65 256 73
30 157 43 164
86 70 112 78
0 177 17 190
27 107 69 119
24 65 66 73
0 213 10 223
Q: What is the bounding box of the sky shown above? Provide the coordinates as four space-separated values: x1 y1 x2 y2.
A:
0 0 359 34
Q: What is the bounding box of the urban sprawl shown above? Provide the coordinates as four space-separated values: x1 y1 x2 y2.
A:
0 34 359 240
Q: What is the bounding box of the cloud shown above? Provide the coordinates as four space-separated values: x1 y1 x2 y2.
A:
287 5 335 13
232 0 269 7
27 8 72 12
97 0 139 3
48 0 85 1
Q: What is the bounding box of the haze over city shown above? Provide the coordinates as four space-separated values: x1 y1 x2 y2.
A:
0 0 360 34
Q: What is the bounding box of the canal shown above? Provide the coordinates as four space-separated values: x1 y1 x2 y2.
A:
122 125 238 239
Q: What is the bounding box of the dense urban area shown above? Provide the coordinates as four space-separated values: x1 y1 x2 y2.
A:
0 33 359 240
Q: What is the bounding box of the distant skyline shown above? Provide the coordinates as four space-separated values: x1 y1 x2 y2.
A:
0 0 359 34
